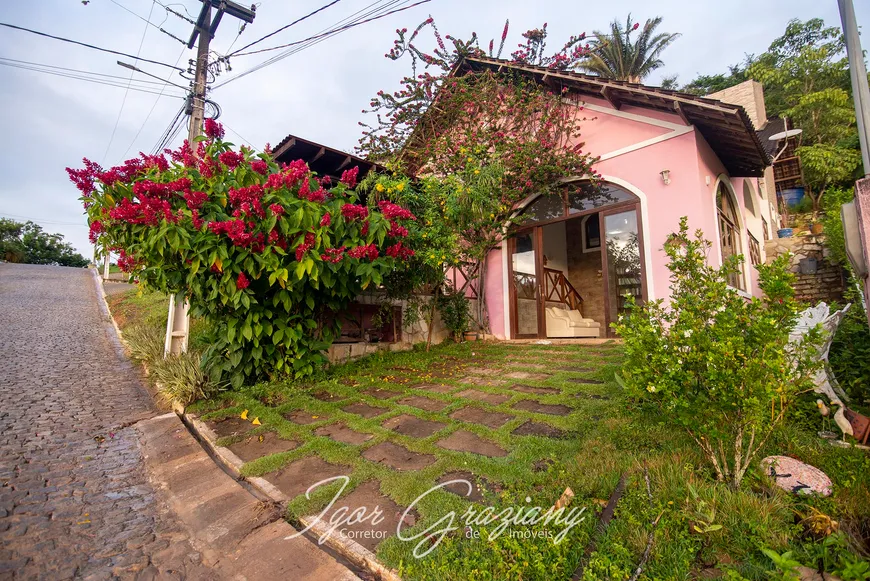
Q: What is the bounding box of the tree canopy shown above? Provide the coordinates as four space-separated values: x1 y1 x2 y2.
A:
0 218 88 267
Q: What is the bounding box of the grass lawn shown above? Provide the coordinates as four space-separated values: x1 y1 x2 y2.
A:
111 287 870 580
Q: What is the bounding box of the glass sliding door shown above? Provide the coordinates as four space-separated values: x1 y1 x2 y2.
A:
509 229 541 338
602 208 645 335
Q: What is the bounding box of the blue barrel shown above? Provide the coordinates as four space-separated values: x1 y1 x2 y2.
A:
779 188 805 208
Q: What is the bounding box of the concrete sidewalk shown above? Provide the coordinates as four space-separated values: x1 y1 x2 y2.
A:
138 413 360 580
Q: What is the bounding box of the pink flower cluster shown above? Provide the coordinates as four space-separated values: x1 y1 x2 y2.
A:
250 160 269 175
109 196 174 226
297 178 327 203
117 249 139 272
377 200 415 220
386 242 414 259
184 190 209 210
348 243 379 261
340 166 359 188
295 232 316 261
236 272 249 290
228 184 266 219
218 151 245 169
204 118 224 139
321 247 346 263
88 220 104 243
319 212 331 227
208 219 264 252
132 178 191 200
269 203 284 216
341 204 368 221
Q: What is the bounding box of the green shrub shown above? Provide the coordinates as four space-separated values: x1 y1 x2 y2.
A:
149 351 223 405
437 285 472 341
614 218 822 488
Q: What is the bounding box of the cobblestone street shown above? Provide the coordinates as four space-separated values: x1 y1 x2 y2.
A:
0 264 214 580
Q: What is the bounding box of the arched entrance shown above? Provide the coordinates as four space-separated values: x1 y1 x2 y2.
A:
507 182 647 339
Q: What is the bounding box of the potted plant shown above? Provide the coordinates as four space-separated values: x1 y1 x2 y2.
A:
438 286 473 342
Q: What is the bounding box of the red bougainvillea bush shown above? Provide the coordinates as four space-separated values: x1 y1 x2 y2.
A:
68 119 416 387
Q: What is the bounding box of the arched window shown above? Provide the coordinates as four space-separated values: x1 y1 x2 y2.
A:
717 182 744 290
521 183 638 225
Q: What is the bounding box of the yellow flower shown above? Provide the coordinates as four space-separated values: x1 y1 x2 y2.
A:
251 417 261 425
376 183 385 192
474 169 480 175
387 187 393 194
240 409 248 420
467 157 473 162
396 183 405 192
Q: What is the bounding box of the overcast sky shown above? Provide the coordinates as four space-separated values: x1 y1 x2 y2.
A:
0 0 867 258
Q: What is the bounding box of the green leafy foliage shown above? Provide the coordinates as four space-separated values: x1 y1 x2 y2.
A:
436 284 472 341
614 218 822 488
71 124 417 388
0 218 88 266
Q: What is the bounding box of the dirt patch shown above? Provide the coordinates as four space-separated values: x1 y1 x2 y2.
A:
437 471 488 502
512 421 566 439
382 414 446 438
504 361 548 370
311 391 347 403
449 406 513 429
579 393 611 400
569 378 605 385
436 430 507 457
283 410 328 425
227 432 298 462
314 423 374 445
559 367 594 373
413 383 457 394
341 402 388 419
505 371 551 381
512 400 572 416
397 395 450 413
363 387 402 400
512 384 560 396
263 455 351 500
257 393 287 407
465 367 501 377
456 389 510 406
362 442 436 470
532 458 555 473
207 416 254 438
312 480 417 552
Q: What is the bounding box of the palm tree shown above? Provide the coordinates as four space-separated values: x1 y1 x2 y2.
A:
578 15 680 83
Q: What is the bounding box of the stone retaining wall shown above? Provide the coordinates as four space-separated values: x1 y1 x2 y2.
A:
764 234 845 305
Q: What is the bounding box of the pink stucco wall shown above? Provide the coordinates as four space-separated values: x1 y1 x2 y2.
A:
484 97 767 339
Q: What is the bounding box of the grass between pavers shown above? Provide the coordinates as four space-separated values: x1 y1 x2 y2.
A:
111 288 870 580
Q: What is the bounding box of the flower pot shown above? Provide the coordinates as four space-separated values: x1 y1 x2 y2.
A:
777 228 793 238
463 331 479 342
811 222 824 235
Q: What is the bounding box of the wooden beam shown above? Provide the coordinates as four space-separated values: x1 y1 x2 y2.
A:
336 155 353 172
600 86 622 110
310 146 326 163
673 102 690 125
272 137 296 160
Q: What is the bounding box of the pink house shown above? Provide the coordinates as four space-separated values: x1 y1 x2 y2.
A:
457 57 777 340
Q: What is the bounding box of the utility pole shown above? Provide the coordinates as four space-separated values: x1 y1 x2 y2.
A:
164 0 255 358
839 0 870 176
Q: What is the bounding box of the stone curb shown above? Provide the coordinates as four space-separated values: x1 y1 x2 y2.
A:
183 413 403 581
97 274 401 581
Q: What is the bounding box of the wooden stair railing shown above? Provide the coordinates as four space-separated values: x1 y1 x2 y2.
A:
543 268 584 312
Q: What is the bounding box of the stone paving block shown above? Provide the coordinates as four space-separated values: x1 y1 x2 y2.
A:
568 378 605 385
437 471 488 502
311 391 347 403
313 423 374 445
512 400 572 416
436 431 507 457
363 387 402 400
413 383 457 394
396 395 449 413
511 421 566 439
362 442 435 470
449 407 513 429
263 456 352 500
341 402 387 419
504 371 551 381
512 384 560 395
227 432 299 462
381 414 446 438
206 416 253 438
455 389 510 406
310 480 416 552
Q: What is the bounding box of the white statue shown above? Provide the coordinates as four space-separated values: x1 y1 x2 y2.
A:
790 302 851 405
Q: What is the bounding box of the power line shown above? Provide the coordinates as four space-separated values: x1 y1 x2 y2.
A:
226 0 344 57
0 22 186 71
105 0 187 45
216 0 427 89
0 59 187 97
120 47 189 159
0 213 87 227
102 1 158 165
0 57 177 86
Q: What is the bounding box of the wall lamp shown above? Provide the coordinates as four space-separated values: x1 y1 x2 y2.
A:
660 169 671 185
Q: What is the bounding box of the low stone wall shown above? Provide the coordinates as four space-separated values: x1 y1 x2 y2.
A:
765 234 845 305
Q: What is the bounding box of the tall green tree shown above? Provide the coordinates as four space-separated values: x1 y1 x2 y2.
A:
578 15 680 83
0 218 88 267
